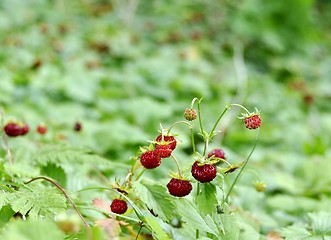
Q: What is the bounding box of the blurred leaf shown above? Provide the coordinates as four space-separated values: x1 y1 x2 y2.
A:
0 218 65 240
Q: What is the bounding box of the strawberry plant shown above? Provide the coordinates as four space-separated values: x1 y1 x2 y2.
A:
0 98 264 239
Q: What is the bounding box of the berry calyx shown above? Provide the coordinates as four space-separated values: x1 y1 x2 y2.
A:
37 124 47 135
167 178 192 197
155 145 172 158
207 148 226 160
191 161 217 183
110 199 128 214
140 150 162 169
155 134 177 150
4 123 23 137
183 108 197 121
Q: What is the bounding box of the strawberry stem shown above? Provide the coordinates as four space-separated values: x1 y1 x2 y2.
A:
224 128 260 203
167 120 193 134
228 103 250 115
171 154 183 177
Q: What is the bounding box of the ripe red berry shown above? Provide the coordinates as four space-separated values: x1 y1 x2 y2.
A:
37 124 47 135
140 150 162 169
167 178 192 197
73 121 82 132
183 108 197 121
21 123 29 135
155 134 177 150
207 148 226 160
155 145 172 158
191 161 217 183
243 114 262 130
4 123 23 137
110 199 128 214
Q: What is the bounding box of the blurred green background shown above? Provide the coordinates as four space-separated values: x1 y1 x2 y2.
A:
1 0 331 236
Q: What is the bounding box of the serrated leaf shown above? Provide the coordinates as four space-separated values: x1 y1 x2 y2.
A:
195 183 217 215
0 218 65 240
278 225 312 239
133 179 175 221
6 185 67 218
176 198 218 236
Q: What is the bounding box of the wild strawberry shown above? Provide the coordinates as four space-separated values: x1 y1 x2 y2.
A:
37 124 47 135
4 123 22 137
191 161 217 183
207 148 226 160
140 150 162 169
155 134 177 150
243 114 262 130
110 199 128 214
21 123 29 135
183 108 197 121
155 145 172 158
73 121 82 132
167 178 192 197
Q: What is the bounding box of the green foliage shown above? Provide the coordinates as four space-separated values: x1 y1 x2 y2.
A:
0 0 331 239
0 218 65 240
3 185 67 219
133 179 176 221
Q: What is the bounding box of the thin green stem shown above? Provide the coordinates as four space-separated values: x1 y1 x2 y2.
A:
190 127 196 155
208 107 230 141
171 154 182 177
225 128 260 203
197 99 204 136
190 97 199 109
167 121 192 134
228 103 250 114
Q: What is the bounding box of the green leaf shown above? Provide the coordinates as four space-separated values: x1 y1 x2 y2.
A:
176 198 218 236
279 225 312 239
144 215 171 240
133 179 175 221
5 185 67 218
195 183 217 215
0 218 65 240
219 212 240 240
309 212 331 236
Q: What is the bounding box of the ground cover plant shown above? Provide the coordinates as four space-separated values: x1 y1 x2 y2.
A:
1 0 331 239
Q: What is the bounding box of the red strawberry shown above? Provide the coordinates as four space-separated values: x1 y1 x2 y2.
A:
243 114 262 130
21 123 29 135
140 150 162 169
37 124 47 135
73 121 82 132
155 134 177 150
207 148 226 160
4 123 23 137
167 178 192 197
183 108 197 121
155 145 172 158
110 199 128 214
191 161 217 183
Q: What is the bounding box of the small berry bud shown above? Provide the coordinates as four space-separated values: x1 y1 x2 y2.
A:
183 108 197 121
255 181 266 192
37 124 47 135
